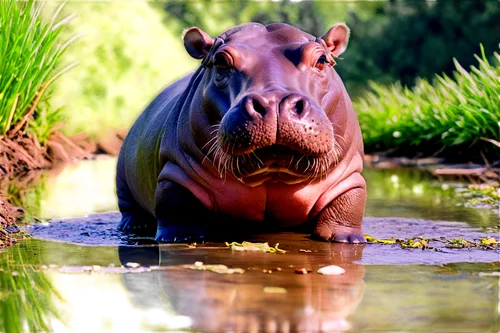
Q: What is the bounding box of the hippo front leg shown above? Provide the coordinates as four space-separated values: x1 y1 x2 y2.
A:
154 180 209 243
312 187 367 243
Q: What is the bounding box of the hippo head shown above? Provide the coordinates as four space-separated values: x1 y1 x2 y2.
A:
183 23 354 187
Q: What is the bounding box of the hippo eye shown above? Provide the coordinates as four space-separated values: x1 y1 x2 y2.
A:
315 55 328 70
214 52 232 72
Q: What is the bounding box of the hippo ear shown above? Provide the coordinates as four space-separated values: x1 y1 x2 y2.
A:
183 27 214 59
321 23 350 58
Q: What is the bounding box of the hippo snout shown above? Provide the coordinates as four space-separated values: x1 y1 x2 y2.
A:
219 92 334 157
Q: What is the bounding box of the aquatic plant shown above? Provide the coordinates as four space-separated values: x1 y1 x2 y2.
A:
0 0 77 143
355 45 500 159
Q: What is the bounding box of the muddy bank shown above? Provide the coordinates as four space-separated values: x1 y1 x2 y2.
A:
364 154 500 184
0 129 125 183
0 129 125 248
0 191 24 248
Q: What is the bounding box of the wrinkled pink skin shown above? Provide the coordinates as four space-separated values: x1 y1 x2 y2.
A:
116 23 366 243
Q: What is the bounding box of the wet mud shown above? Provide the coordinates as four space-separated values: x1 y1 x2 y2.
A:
27 212 499 265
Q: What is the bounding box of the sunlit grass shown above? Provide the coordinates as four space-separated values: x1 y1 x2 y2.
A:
0 0 77 144
355 45 500 155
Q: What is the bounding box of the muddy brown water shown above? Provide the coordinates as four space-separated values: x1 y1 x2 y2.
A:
1 157 498 332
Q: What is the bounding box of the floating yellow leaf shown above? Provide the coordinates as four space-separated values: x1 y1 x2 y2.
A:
225 241 286 253
480 237 498 246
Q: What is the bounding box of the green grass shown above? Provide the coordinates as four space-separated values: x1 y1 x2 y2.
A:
0 0 77 144
354 45 500 156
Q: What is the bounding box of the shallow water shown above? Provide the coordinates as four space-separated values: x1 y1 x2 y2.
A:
1 157 499 332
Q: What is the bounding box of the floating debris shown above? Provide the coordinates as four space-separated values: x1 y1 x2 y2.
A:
294 268 311 274
317 265 345 275
460 184 499 209
365 234 499 250
263 286 287 294
225 241 286 253
183 261 245 274
445 238 475 248
480 237 498 246
400 237 430 249
365 235 397 245
444 237 499 250
299 249 312 253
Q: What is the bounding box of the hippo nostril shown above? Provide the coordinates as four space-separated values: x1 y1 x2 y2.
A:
251 98 267 117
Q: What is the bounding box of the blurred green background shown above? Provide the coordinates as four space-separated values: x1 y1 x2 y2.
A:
158 0 499 93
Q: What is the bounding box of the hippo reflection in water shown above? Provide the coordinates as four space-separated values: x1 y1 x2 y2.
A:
118 238 365 332
116 22 366 243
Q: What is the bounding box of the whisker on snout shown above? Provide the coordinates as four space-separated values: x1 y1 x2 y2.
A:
203 125 341 185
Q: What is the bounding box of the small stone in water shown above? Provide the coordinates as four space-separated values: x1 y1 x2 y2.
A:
126 262 140 268
316 265 345 275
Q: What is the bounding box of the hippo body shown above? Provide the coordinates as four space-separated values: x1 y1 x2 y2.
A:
116 23 366 243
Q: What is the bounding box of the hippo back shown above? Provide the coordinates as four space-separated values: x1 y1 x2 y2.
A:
116 73 195 215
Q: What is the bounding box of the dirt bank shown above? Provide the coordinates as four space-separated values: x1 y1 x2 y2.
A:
364 153 500 184
0 129 126 248
0 129 124 187
0 191 25 248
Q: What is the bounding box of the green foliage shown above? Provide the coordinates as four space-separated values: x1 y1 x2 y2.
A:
0 0 76 143
355 46 500 157
339 0 499 95
44 2 198 141
160 0 381 38
161 0 497 99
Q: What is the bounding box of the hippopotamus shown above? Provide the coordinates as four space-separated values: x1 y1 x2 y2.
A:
116 22 366 243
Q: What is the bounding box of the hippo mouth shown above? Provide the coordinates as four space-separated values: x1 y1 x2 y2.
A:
210 144 339 187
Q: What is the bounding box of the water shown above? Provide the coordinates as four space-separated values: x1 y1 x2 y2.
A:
0 157 498 332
